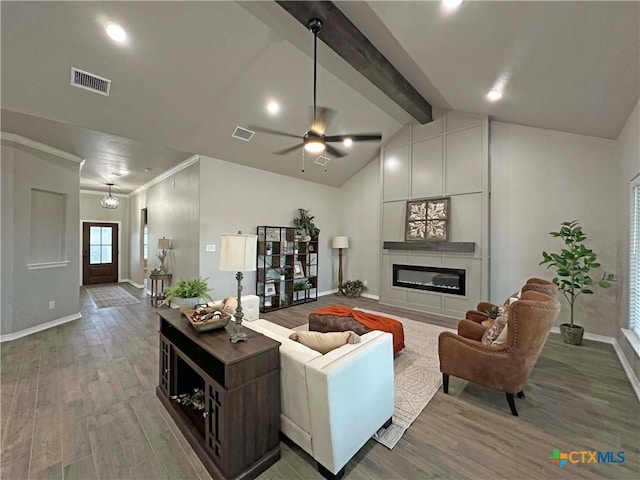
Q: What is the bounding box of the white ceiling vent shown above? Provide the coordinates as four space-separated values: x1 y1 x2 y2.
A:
314 155 330 167
70 67 111 96
231 126 255 142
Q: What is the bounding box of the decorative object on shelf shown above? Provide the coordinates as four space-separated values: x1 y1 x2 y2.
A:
171 388 205 411
265 241 273 256
265 227 280 241
157 237 172 273
279 269 286 281
332 236 349 295
539 220 615 345
294 280 312 291
293 260 306 279
265 283 276 296
100 183 119 209
405 197 450 241
293 208 320 241
343 279 367 298
164 277 212 309
220 232 258 343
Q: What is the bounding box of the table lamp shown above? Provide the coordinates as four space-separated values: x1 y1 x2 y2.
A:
220 232 257 343
332 236 349 295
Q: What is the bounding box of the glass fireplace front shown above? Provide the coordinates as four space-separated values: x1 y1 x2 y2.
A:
392 264 466 296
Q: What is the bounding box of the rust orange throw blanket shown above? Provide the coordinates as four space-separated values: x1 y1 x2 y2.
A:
312 306 405 355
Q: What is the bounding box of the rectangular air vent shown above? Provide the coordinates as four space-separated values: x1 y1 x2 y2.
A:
314 155 330 167
232 126 255 142
70 67 111 96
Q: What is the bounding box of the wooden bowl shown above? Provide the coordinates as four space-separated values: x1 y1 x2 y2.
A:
183 307 231 332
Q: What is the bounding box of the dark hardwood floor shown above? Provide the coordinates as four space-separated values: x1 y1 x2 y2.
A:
1 284 638 479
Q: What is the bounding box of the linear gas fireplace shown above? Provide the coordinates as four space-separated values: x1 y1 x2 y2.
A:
393 264 466 296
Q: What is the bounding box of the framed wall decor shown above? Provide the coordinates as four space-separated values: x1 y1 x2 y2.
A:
264 283 276 296
405 197 450 241
293 260 306 279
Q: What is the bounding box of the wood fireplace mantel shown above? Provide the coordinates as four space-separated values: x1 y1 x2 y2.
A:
383 241 475 253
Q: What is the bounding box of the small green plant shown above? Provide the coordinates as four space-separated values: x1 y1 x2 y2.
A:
294 280 311 291
485 305 502 319
293 208 320 240
539 220 615 327
343 280 367 298
164 277 212 303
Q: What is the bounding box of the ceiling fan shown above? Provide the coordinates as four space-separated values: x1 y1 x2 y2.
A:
248 18 382 167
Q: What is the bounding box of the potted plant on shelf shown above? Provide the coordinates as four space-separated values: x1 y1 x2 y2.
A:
539 220 615 345
343 280 367 298
293 208 320 241
163 277 213 309
279 269 286 281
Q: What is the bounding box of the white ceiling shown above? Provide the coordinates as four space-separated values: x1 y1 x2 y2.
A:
2 1 638 193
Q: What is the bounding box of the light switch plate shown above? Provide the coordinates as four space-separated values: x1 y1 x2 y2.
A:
206 244 216 252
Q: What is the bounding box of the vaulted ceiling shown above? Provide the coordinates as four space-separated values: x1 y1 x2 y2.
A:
2 1 638 193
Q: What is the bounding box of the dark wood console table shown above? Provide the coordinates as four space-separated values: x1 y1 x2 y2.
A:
156 309 281 480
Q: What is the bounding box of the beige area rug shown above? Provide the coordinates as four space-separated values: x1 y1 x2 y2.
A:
296 307 454 449
87 285 140 309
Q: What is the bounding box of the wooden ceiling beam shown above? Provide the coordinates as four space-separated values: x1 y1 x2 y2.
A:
276 1 433 124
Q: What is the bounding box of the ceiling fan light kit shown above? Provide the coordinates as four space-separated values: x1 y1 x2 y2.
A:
248 17 382 172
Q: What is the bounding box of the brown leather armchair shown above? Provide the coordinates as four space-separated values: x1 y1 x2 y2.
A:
438 290 560 416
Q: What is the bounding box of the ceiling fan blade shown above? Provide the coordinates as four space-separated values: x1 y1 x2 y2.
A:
325 144 346 158
325 133 382 142
310 106 337 134
273 144 303 156
247 125 303 139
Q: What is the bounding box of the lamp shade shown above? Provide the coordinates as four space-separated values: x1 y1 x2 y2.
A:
157 238 171 250
220 233 257 272
332 236 349 249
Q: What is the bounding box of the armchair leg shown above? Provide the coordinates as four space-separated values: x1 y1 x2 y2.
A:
517 390 525 399
506 393 518 416
442 373 449 394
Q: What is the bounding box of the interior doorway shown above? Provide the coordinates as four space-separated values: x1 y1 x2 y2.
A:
82 222 119 284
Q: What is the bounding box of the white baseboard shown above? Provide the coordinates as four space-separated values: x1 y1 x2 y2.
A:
318 289 338 297
127 280 145 289
361 293 380 300
550 327 640 402
317 289 379 300
0 312 82 343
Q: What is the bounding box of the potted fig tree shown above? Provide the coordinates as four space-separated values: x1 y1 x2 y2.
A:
539 220 615 345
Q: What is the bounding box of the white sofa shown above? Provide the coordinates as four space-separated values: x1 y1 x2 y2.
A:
245 319 394 479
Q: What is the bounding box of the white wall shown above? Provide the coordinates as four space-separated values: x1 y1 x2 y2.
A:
80 192 130 281
198 155 342 301
491 122 618 336
616 99 640 380
1 139 80 336
339 157 381 296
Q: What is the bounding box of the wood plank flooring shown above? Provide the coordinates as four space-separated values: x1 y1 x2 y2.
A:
1 284 638 479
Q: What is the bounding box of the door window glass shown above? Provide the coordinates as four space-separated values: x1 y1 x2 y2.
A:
90 226 114 264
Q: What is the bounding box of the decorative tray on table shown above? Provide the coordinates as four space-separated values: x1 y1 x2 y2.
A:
182 305 231 332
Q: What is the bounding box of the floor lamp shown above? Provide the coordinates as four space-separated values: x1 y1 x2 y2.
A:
332 236 349 295
220 232 257 343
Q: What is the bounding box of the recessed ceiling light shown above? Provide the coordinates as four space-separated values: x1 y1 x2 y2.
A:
487 90 503 102
343 138 353 148
105 22 127 44
443 0 463 9
267 101 280 115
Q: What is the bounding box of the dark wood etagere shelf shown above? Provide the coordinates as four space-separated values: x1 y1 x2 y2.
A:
257 226 318 313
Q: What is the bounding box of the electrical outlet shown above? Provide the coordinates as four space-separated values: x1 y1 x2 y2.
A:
363 280 368 287
206 244 216 252
48 300 55 310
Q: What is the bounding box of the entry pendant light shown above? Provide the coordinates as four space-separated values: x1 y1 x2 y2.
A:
100 183 119 209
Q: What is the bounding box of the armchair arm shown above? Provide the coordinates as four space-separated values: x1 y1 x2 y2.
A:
457 319 486 341
465 310 489 324
438 332 523 393
477 301 499 313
